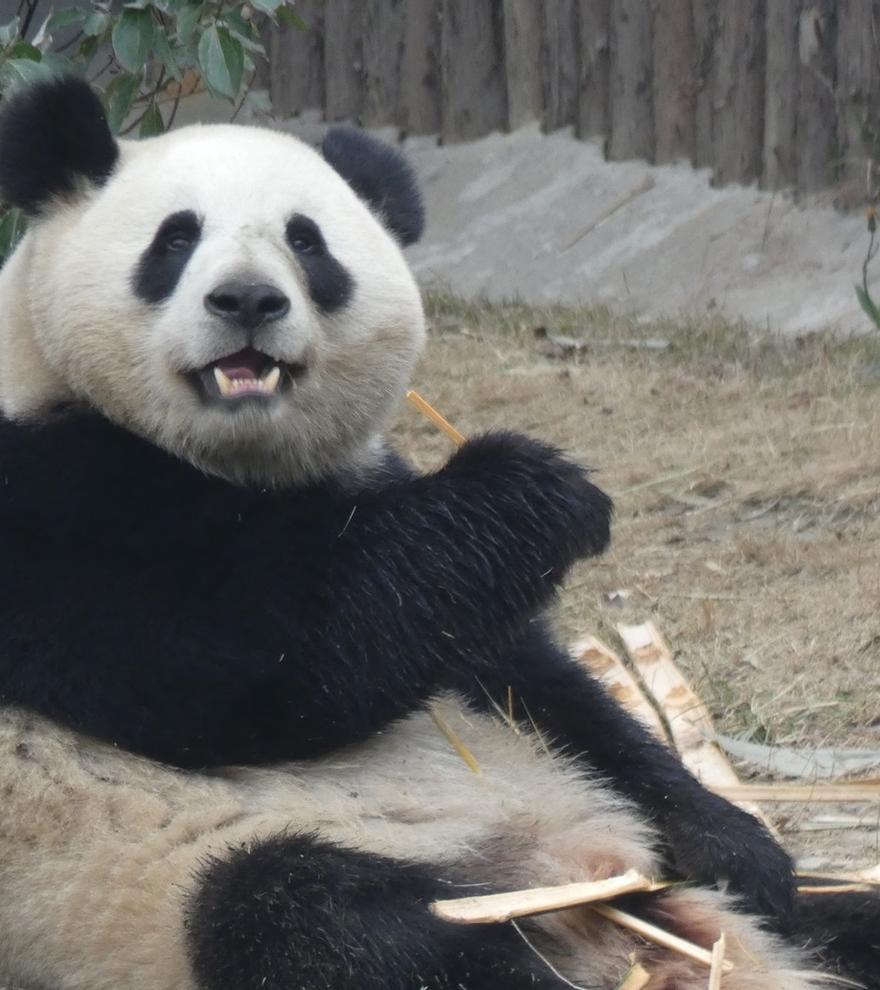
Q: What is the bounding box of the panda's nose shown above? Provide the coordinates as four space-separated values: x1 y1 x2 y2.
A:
205 282 290 330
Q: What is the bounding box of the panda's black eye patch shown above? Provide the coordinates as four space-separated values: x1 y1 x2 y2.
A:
285 213 353 314
286 216 325 257
134 210 202 305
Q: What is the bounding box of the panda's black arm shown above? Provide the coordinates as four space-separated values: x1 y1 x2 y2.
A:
2 430 610 768
457 624 796 927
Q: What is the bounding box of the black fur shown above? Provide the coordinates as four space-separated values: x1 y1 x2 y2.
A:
0 414 609 768
286 213 354 312
322 126 424 246
2 411 875 975
456 626 796 925
794 887 880 988
189 833 572 990
133 210 202 304
0 77 118 216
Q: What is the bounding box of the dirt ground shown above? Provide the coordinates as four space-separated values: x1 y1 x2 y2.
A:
390 294 880 872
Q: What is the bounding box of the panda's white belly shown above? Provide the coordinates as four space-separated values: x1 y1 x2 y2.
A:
0 699 817 990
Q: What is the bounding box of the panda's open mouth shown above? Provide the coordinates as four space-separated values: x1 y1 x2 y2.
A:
191 348 300 403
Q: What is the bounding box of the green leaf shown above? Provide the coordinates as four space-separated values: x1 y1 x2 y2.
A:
40 51 75 75
78 34 99 60
8 40 41 61
855 283 880 330
151 28 182 80
175 2 203 45
83 10 111 37
222 10 266 54
104 71 142 133
1 56 53 92
0 16 20 45
197 25 243 101
112 7 154 73
250 0 283 13
277 6 308 30
46 7 86 31
139 100 165 138
0 208 26 265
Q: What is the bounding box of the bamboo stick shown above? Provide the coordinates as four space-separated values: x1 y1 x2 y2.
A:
429 707 482 775
617 962 652 990
572 636 670 743
708 933 727 989
718 784 880 803
406 390 467 446
798 869 880 886
616 621 774 830
797 883 873 895
430 869 656 925
592 904 734 974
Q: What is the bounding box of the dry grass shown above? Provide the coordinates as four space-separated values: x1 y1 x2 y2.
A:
391 294 880 755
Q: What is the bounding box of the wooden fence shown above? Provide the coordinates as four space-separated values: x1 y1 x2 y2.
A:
265 0 880 199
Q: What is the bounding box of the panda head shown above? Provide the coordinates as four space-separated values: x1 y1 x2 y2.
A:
0 77 426 487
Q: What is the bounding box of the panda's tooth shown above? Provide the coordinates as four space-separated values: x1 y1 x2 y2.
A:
213 366 234 396
262 366 281 393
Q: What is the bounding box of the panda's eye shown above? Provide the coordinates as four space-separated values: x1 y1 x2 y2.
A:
165 231 195 252
286 215 326 258
151 211 201 256
291 234 320 255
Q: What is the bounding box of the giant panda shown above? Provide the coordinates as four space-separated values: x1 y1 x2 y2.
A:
0 77 876 990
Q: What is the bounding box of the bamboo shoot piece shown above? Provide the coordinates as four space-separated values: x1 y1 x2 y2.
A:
617 621 774 830
718 783 880 803
573 636 670 743
592 904 734 973
708 933 727 989
406 390 467 446
430 869 657 924
617 962 652 990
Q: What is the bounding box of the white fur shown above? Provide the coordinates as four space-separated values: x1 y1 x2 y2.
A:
0 124 425 486
0 121 829 988
0 699 825 990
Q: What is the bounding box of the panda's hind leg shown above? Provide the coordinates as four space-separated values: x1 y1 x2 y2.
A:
188 832 576 990
792 887 880 989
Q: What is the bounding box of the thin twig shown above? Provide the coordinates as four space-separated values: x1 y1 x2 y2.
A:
20 0 39 38
53 29 84 54
119 68 167 136
510 919 590 990
166 88 183 130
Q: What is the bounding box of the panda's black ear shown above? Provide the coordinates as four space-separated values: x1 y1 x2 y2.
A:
0 76 118 217
322 127 424 246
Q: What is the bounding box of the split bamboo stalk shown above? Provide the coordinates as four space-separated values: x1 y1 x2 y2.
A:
708 933 727 989
797 883 874 895
616 621 774 831
572 636 670 743
431 869 656 925
798 869 880 886
591 904 734 973
717 783 880 804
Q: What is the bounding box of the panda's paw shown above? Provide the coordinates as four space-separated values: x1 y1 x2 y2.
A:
663 794 795 929
444 431 613 561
